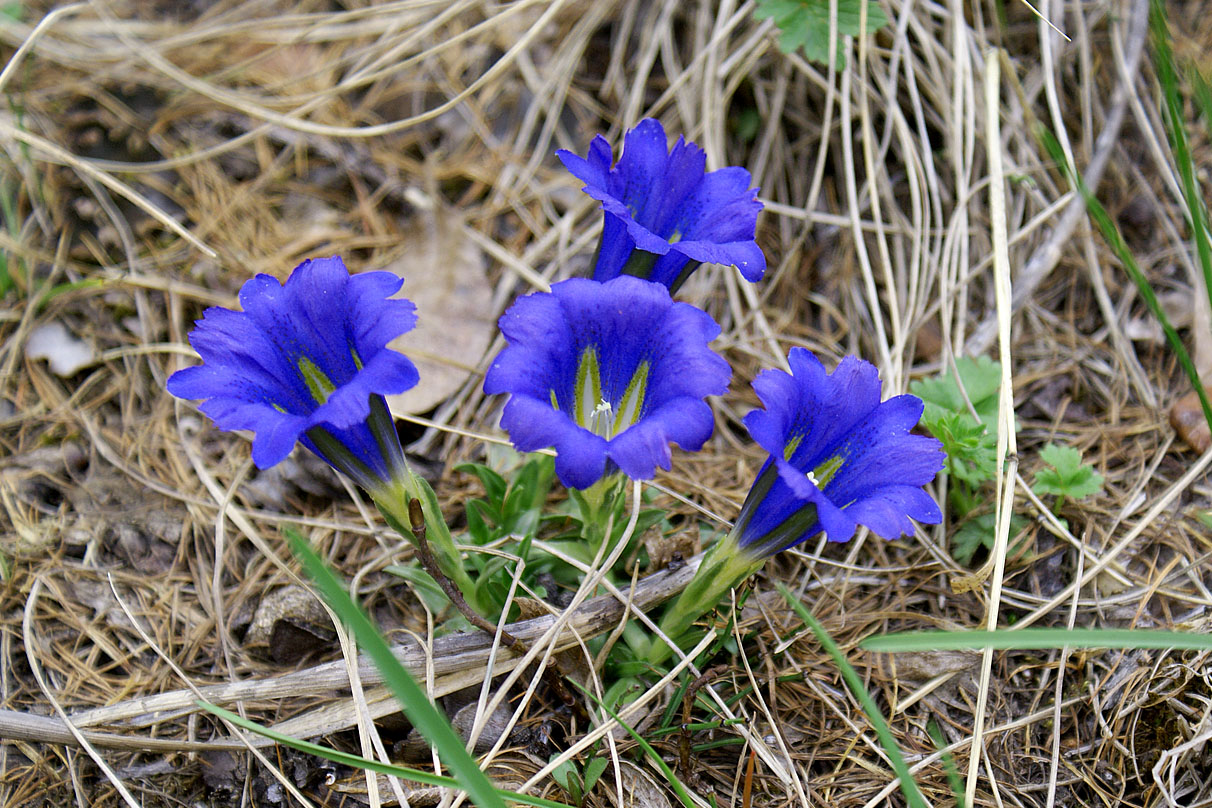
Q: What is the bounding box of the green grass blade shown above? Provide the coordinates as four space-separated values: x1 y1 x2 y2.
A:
926 721 965 808
282 527 508 808
1039 126 1212 431
862 627 1212 653
775 583 928 808
1150 0 1212 314
0 174 15 296
197 702 572 808
567 680 698 808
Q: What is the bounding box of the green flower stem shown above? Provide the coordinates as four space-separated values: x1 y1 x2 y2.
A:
574 474 624 549
373 473 483 615
646 532 763 666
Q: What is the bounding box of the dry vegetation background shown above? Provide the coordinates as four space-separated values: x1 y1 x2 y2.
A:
2 0 1212 806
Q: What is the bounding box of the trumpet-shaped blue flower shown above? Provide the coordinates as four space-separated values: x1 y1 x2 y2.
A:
733 348 944 558
649 348 944 664
557 118 765 293
167 256 420 494
484 276 730 489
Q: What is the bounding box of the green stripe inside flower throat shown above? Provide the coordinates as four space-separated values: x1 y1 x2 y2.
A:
298 356 337 404
569 346 650 439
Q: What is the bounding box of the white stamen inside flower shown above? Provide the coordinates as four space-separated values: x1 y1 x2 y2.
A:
806 470 819 486
589 398 615 438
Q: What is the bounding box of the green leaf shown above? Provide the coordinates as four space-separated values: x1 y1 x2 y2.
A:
384 564 451 614
754 0 888 65
927 721 966 808
1038 125 1212 442
911 357 1010 493
1032 443 1104 500
950 513 1028 566
910 356 1003 431
927 411 998 486
458 462 509 507
282 527 508 808
950 514 993 566
548 759 579 800
582 758 608 795
568 680 699 808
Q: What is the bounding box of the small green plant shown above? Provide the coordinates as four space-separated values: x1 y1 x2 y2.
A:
1032 443 1104 512
910 357 1008 563
754 0 888 65
950 512 1028 567
549 754 608 808
777 583 929 808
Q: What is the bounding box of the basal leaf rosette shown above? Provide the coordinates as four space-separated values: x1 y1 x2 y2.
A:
167 255 419 494
557 118 765 293
483 276 730 490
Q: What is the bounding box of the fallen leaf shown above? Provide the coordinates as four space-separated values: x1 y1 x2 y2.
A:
26 321 95 376
380 203 494 416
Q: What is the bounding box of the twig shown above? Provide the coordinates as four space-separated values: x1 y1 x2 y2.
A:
406 498 526 656
0 543 703 752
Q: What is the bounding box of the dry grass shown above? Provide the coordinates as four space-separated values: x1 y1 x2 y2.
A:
2 0 1212 805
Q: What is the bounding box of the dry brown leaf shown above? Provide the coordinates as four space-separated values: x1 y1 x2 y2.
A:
382 204 494 415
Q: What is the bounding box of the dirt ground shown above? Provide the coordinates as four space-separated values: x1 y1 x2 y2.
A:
2 1 1212 806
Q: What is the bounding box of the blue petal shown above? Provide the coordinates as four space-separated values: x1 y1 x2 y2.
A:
249 408 308 469
607 398 714 479
772 457 857 543
845 486 943 539
499 396 608 489
557 136 614 191
590 214 637 282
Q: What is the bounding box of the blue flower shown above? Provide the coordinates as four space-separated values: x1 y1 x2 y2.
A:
648 349 944 663
732 348 944 557
167 256 420 493
483 276 730 489
557 118 765 293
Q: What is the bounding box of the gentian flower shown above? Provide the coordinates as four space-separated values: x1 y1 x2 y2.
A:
731 348 945 557
483 275 730 490
167 256 419 497
649 348 944 663
557 118 765 293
